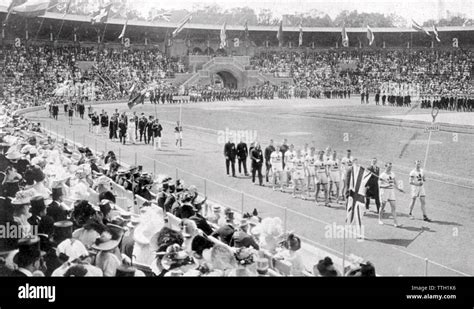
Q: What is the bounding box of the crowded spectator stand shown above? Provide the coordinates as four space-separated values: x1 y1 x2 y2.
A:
0 106 375 277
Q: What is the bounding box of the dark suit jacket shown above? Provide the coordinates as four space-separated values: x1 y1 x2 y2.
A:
236 142 248 159
47 201 68 222
224 142 237 160
366 165 380 197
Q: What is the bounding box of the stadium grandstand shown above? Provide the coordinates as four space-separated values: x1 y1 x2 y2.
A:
0 0 473 281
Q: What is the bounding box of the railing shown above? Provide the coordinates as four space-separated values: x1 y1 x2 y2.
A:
30 116 471 277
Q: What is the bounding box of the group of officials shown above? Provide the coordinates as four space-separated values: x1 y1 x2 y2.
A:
224 138 431 227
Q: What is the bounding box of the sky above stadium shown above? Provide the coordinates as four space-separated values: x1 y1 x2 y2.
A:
132 0 473 23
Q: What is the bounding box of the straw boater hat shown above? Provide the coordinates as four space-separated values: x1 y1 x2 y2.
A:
11 189 36 206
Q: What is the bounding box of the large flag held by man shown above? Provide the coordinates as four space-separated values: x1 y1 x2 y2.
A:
276 20 283 47
345 163 371 234
91 3 112 25
367 25 374 46
219 21 227 49
171 14 192 39
411 19 431 36
341 24 349 47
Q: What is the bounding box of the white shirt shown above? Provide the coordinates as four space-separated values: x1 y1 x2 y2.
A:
270 151 283 167
326 158 340 172
409 169 425 186
379 172 396 189
292 158 305 171
284 151 297 169
315 159 327 174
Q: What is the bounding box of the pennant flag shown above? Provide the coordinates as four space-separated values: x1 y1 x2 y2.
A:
298 22 303 46
128 89 146 109
411 19 430 36
118 18 128 40
276 20 283 47
149 10 171 22
345 165 371 232
244 20 249 40
367 25 374 46
341 24 349 47
219 21 227 49
172 14 192 39
3 0 27 25
432 24 440 42
91 3 112 25
11 0 50 17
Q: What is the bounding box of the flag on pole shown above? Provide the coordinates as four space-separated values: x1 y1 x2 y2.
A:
244 20 249 40
118 17 128 40
298 22 303 46
341 24 349 47
345 165 371 232
219 21 227 49
367 25 374 46
3 0 27 25
172 14 192 38
128 88 146 109
91 3 112 25
148 10 171 22
58 0 71 17
411 19 430 36
276 20 283 47
432 24 440 42
11 0 50 17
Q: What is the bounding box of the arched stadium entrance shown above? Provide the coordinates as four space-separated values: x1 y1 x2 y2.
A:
215 71 238 89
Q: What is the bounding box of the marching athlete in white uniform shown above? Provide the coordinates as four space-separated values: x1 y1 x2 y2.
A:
327 150 341 203
304 147 317 199
284 144 297 189
408 160 431 222
301 143 310 158
291 150 306 198
314 151 329 207
324 146 332 162
270 145 284 191
378 162 404 227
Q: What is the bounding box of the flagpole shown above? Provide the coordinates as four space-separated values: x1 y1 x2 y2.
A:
101 22 109 47
342 222 347 276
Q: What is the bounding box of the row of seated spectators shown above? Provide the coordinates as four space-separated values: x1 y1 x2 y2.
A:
0 108 375 276
0 44 185 107
250 49 473 97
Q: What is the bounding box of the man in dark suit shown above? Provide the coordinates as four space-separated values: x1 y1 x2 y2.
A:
365 158 381 213
264 140 275 182
10 237 45 277
250 143 264 186
138 114 147 143
47 187 69 222
224 138 237 177
236 139 249 176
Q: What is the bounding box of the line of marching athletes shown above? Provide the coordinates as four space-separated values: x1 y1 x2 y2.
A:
264 144 431 227
268 144 354 207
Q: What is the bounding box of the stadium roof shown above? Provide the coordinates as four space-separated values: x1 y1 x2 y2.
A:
2 10 474 33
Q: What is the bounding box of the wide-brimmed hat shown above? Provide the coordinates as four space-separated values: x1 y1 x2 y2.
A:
6 150 21 160
160 244 196 270
11 189 36 206
150 227 184 256
91 229 122 252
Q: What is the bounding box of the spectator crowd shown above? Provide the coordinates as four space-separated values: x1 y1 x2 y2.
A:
0 104 376 277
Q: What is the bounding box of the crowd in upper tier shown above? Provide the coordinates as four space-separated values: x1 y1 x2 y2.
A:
1 45 472 108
